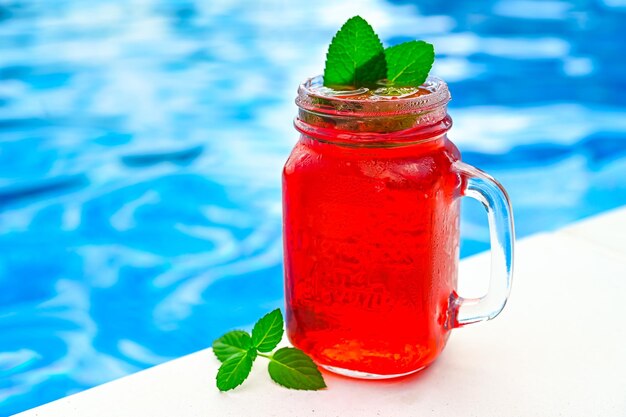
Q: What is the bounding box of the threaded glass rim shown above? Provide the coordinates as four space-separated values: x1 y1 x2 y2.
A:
296 75 451 118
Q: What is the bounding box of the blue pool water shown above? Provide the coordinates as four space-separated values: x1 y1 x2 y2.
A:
2 0 626 414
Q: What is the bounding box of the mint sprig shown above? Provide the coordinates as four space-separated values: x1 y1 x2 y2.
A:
323 16 435 89
212 309 326 392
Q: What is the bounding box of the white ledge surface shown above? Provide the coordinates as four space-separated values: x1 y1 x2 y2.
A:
15 207 626 417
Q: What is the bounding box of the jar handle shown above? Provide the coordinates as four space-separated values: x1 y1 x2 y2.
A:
451 161 515 327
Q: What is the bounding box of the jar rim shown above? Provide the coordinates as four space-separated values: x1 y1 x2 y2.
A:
296 75 451 117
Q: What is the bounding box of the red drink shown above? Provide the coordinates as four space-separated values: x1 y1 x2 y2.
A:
283 131 461 376
283 76 514 378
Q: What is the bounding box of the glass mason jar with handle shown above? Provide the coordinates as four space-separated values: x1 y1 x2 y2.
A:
282 76 514 379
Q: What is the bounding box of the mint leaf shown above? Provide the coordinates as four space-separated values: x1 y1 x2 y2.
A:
216 351 255 391
323 15 386 88
251 309 284 353
384 40 435 87
212 330 252 363
268 347 327 390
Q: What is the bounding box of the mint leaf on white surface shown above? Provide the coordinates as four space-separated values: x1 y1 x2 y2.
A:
212 330 252 363
251 308 284 353
268 347 327 390
216 351 255 391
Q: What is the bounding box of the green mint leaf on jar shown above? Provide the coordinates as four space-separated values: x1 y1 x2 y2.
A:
268 347 327 390
323 15 386 88
323 16 435 89
251 308 284 353
212 330 252 363
385 40 435 87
